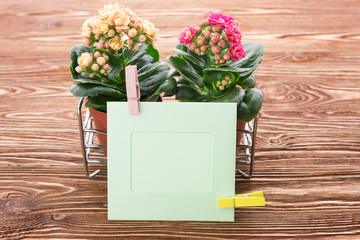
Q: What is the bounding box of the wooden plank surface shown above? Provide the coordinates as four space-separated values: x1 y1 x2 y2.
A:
0 0 359 239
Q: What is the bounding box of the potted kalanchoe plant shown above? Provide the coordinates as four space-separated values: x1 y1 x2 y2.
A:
168 10 264 143
69 3 176 151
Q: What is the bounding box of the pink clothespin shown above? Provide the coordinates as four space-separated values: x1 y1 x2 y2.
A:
125 65 140 115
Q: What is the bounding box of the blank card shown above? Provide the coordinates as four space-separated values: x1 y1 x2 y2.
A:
107 102 236 221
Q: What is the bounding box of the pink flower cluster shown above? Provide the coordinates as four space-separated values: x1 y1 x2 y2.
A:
178 10 246 63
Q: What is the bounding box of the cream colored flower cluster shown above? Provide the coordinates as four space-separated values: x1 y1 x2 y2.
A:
81 3 159 51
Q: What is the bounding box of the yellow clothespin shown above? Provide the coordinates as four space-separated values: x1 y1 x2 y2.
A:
218 191 265 208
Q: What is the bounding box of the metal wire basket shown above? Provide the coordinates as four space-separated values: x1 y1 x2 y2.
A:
77 97 258 178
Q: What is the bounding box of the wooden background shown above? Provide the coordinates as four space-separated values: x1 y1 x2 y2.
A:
0 0 359 239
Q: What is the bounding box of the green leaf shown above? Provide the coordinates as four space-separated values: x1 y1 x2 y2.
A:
237 88 263 122
137 61 165 80
139 62 170 94
174 43 183 50
145 44 160 62
73 78 124 92
167 69 179 78
85 95 120 112
135 54 153 69
239 74 256 90
213 86 245 106
175 78 206 102
168 56 204 88
125 44 147 65
173 47 210 69
69 83 126 99
144 78 177 101
228 42 264 80
73 77 102 85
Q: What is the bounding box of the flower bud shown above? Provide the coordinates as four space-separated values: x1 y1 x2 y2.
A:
211 46 221 54
133 23 140 29
97 57 106 66
128 28 138 38
90 73 94 78
84 58 92 67
212 26 220 32
127 39 134 46
134 44 140 51
219 85 224 90
75 66 83 73
217 39 226 47
105 41 110 49
222 79 227 85
195 48 200 54
99 38 106 44
195 27 202 34
83 38 91 46
114 35 120 40
189 42 197 51
209 40 215 46
100 69 106 74
104 55 109 61
200 52 205 55
138 35 146 43
220 59 225 64
203 30 211 38
225 75 230 80
207 26 212 31
108 29 115 38
214 54 221 61
94 51 101 59
223 53 231 61
210 32 220 42
103 64 109 70
91 64 99 71
197 39 205 46
95 35 100 40
97 43 104 49
200 45 208 52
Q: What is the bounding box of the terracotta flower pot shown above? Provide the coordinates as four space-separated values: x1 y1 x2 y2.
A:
236 119 246 145
88 107 108 156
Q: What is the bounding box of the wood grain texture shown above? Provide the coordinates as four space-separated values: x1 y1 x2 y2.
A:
0 0 360 239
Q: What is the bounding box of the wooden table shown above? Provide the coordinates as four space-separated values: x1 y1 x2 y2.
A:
1 0 359 239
